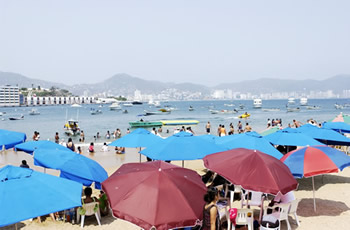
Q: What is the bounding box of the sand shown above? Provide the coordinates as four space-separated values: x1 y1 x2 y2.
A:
1 145 350 230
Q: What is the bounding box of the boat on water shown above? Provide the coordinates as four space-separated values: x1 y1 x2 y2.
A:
224 104 235 107
90 109 102 115
129 120 163 128
0 112 6 116
9 115 24 120
71 103 82 108
262 108 280 112
253 99 262 108
300 97 308 106
28 109 40 115
209 109 218 114
160 120 200 126
335 103 344 109
64 119 81 136
154 101 161 108
287 107 300 112
144 110 171 115
209 109 237 114
189 106 194 111
109 103 122 111
305 105 320 110
239 113 250 118
288 97 296 104
122 103 133 107
132 101 143 105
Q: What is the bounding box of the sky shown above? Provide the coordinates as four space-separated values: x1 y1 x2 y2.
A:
0 0 350 86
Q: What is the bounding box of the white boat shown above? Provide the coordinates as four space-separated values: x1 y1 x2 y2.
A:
305 105 320 110
71 103 82 108
224 104 235 107
122 103 133 107
288 98 296 104
64 119 80 136
300 97 308 106
253 99 262 108
144 110 171 115
209 109 219 114
9 115 24 120
109 103 122 110
154 101 161 108
287 107 300 112
90 109 102 115
262 108 280 112
335 103 344 109
28 109 40 115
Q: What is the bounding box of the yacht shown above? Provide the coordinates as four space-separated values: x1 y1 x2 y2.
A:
122 103 133 107
300 97 308 106
28 109 40 115
288 98 296 104
253 99 262 109
109 103 122 111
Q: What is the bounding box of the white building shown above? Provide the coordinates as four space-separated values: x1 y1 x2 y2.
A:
0 85 20 107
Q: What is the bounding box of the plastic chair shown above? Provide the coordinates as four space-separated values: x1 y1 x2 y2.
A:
225 208 253 230
241 190 264 209
288 199 300 226
77 202 101 228
263 203 291 230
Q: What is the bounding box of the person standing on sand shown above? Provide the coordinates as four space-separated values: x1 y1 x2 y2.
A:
237 121 243 133
217 124 222 137
220 125 227 136
55 132 60 144
206 121 211 134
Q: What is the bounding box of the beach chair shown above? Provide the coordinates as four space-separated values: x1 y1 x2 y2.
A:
263 203 291 230
288 199 300 226
225 208 253 230
77 202 101 228
230 185 242 204
241 190 264 209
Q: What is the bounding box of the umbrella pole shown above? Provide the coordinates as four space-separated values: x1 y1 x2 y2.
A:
312 176 316 212
182 160 184 168
139 147 141 163
15 223 18 230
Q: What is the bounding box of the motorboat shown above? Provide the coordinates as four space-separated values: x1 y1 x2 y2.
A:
28 109 40 115
144 110 171 115
129 120 162 128
305 105 320 110
253 99 262 109
90 109 102 115
224 104 235 107
335 103 344 109
64 119 81 136
9 115 24 120
71 103 82 108
109 103 122 111
122 103 133 107
209 109 219 114
288 98 296 104
160 120 200 126
287 107 300 112
132 101 143 105
261 108 280 112
300 97 308 106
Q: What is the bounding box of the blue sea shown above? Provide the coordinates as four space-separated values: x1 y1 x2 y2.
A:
1 99 349 143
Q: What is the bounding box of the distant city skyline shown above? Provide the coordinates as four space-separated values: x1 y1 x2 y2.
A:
1 0 350 86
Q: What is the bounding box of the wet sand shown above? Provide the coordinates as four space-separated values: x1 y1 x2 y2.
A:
1 145 350 230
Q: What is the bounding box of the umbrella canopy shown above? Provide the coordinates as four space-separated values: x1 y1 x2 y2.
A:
281 145 350 211
264 130 323 146
203 148 298 195
0 165 82 227
109 128 162 148
281 145 350 178
323 122 350 133
102 161 206 230
34 148 108 189
215 131 283 159
15 140 69 154
330 113 350 124
0 129 26 150
297 124 350 146
140 131 227 161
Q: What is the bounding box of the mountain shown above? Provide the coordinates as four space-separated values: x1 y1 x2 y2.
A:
214 75 350 94
0 71 69 90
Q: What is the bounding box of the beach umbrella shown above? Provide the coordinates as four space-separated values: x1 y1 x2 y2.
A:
281 145 350 211
102 161 206 230
109 128 163 162
33 148 108 189
140 131 227 166
203 148 298 196
14 140 69 154
0 165 82 227
323 122 350 133
297 124 350 146
329 112 350 124
215 131 283 159
264 130 323 146
0 129 26 150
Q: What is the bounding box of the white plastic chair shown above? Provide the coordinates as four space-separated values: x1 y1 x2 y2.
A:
77 202 101 228
241 190 264 209
263 203 291 230
288 199 300 226
236 209 254 230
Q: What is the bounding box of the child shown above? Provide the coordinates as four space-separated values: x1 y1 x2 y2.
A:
88 142 94 153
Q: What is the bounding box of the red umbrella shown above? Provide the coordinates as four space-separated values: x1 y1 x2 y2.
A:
102 161 206 230
203 148 298 195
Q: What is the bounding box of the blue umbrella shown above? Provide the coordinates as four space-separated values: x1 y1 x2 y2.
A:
264 130 323 146
323 122 350 133
140 132 228 163
0 129 26 150
197 134 218 143
109 128 162 148
33 148 108 189
215 132 283 159
15 140 69 154
0 165 82 227
297 124 350 146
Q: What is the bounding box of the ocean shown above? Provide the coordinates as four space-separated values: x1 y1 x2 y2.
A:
1 98 349 143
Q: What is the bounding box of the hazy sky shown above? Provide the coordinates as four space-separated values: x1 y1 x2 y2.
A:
1 0 350 86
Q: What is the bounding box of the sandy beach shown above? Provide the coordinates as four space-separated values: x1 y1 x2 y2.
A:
1 145 350 230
